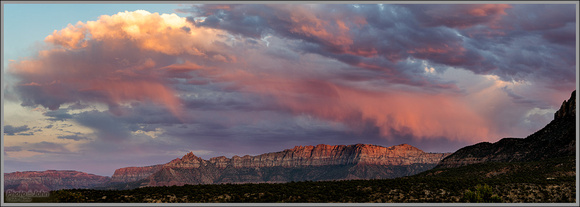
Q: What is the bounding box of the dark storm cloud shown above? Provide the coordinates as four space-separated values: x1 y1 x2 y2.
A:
44 108 74 121
70 103 183 142
182 90 282 112
479 35 576 88
264 46 301 62
16 83 79 110
183 4 474 86
162 112 471 157
402 4 512 28
185 4 576 91
29 94 251 146
502 86 540 106
119 102 183 125
5 146 23 152
184 4 314 39
4 125 31 135
57 134 89 141
64 102 185 142
162 114 357 156
405 4 575 88
455 4 575 88
73 110 131 141
542 24 576 46
500 4 575 31
184 5 366 59
68 102 91 110
27 141 71 154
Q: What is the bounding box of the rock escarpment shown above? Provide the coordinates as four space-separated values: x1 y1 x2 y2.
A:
111 143 450 188
4 170 110 191
110 164 163 183
436 90 576 169
168 144 448 169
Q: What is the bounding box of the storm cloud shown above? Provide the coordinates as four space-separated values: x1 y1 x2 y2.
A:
4 125 31 135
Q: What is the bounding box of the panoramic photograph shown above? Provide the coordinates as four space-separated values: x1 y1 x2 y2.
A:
2 1 578 204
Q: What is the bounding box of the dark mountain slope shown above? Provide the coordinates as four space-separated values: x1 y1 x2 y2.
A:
436 90 576 169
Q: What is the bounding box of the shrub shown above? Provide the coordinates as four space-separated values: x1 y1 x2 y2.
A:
461 184 502 203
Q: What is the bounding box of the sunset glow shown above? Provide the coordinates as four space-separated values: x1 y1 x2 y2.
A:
2 3 577 176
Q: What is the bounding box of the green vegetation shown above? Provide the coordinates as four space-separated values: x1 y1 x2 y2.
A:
461 184 501 203
21 156 576 203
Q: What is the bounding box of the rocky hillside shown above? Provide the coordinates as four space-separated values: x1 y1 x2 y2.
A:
110 143 450 188
436 90 576 169
4 170 110 191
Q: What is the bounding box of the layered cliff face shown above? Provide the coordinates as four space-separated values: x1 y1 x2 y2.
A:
4 170 110 191
436 90 576 169
110 164 163 183
110 143 450 188
165 144 449 169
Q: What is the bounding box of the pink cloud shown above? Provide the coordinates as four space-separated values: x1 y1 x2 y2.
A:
195 67 497 142
278 5 354 51
80 80 183 118
468 4 510 17
9 10 232 120
45 10 229 57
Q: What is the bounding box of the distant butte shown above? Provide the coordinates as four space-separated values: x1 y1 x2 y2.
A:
4 170 110 191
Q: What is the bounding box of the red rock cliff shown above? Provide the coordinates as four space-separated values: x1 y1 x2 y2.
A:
106 144 450 187
192 143 450 169
4 170 110 191
110 143 451 188
110 164 163 183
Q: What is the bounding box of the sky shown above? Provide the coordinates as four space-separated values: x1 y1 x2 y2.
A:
2 3 577 176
